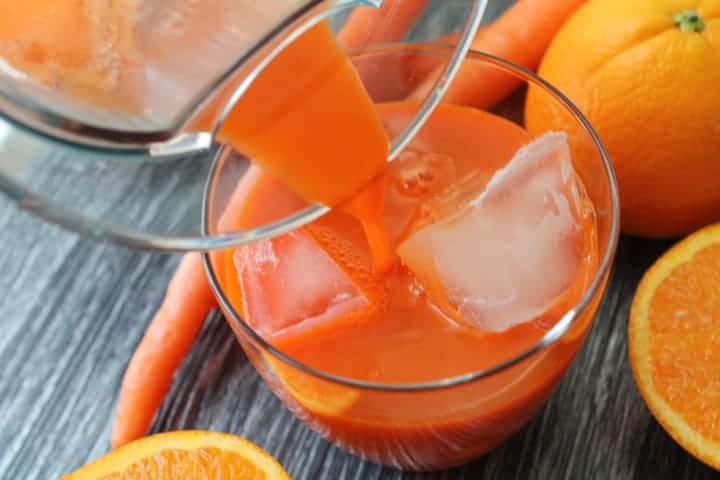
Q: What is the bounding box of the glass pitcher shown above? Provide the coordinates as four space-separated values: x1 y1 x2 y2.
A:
0 0 488 251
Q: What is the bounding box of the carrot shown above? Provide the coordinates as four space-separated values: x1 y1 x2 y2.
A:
110 252 216 448
337 0 428 50
401 31 463 84
410 0 586 109
111 168 305 448
333 1 429 104
368 31 466 102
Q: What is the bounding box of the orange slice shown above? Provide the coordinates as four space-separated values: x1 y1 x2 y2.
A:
629 223 720 471
265 355 359 417
60 431 290 479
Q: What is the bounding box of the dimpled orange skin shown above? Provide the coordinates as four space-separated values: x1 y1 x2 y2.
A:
525 0 720 238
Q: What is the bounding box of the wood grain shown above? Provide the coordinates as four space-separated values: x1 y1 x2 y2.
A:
3 193 718 479
1 1 719 479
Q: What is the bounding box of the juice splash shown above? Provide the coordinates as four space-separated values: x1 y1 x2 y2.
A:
214 102 600 468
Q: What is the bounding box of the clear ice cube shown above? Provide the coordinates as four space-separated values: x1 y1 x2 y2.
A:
397 132 586 332
234 230 368 339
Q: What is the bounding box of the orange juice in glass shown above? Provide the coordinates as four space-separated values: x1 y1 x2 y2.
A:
205 44 619 471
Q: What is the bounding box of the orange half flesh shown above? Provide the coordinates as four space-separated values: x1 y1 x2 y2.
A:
60 431 291 479
630 223 720 471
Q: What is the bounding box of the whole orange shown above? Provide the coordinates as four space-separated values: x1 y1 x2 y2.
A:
525 0 720 238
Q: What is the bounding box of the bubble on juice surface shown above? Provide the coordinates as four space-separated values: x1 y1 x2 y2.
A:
384 149 457 243
234 230 368 339
397 132 591 332
391 150 456 198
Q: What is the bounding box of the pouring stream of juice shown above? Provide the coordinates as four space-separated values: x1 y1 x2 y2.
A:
216 23 394 271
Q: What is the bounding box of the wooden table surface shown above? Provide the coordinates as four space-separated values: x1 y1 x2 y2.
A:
4 187 720 480
1 2 720 479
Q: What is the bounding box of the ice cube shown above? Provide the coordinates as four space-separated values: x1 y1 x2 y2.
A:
234 230 368 339
397 132 586 332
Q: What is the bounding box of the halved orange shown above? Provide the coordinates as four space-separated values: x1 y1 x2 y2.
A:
61 431 291 479
629 223 720 470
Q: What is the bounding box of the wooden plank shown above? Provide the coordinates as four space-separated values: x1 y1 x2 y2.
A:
1 2 719 479
3 203 719 479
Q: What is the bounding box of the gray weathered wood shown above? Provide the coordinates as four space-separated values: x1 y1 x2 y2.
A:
1 1 719 479
3 191 719 479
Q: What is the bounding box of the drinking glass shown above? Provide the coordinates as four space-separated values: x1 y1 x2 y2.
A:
203 43 620 471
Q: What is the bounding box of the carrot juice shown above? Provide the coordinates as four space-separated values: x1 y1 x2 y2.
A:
4 5 601 467
211 100 600 470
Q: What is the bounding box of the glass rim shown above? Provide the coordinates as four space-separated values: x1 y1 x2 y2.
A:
202 42 621 393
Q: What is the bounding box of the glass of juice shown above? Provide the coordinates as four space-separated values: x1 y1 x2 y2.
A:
203 44 620 471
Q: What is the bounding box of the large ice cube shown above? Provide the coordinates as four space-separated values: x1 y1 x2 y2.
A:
234 230 368 339
397 132 587 332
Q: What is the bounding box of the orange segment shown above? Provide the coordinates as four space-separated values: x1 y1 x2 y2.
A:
629 223 720 470
265 356 359 416
60 431 290 479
